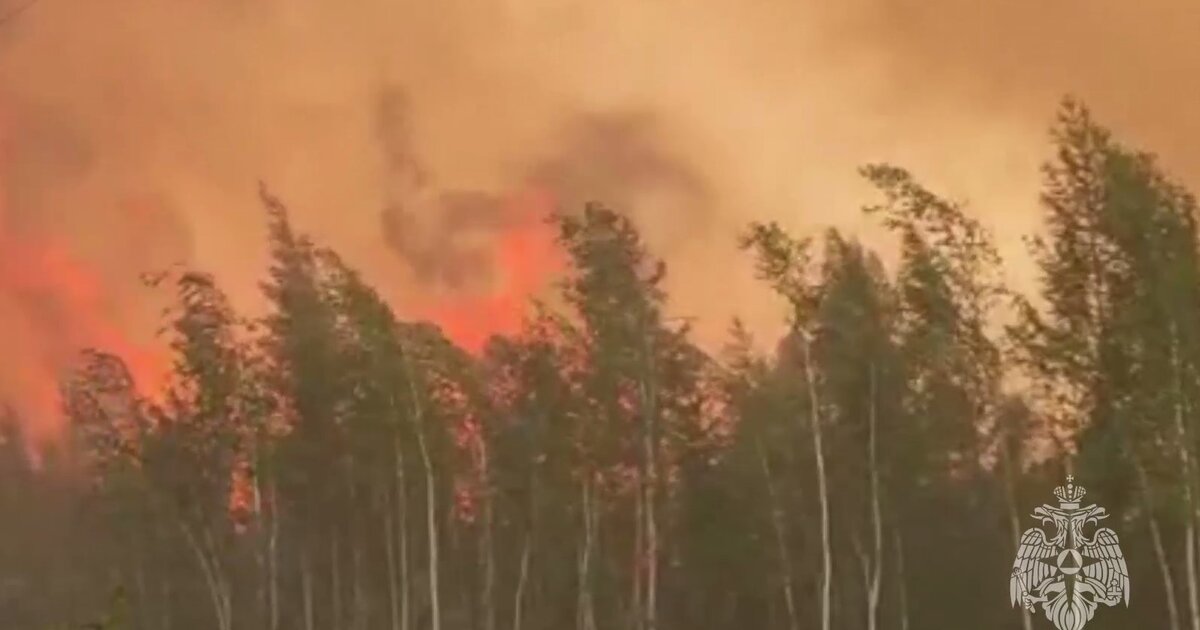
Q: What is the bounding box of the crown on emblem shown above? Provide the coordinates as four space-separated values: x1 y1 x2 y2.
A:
1053 474 1086 506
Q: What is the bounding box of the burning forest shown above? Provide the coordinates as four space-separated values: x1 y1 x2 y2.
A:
3 0 1200 628
2 100 1196 629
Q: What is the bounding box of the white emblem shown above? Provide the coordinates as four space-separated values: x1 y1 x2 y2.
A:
1010 475 1130 630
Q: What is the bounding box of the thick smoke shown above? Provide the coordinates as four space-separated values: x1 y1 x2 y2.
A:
376 86 513 293
0 0 1196 437
375 87 713 294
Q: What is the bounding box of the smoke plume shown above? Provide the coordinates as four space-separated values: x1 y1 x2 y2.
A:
0 0 1196 437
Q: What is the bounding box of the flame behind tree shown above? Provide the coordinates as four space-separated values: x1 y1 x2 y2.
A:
422 187 563 353
0 107 169 450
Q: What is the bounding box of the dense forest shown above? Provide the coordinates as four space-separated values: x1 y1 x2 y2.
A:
0 99 1193 629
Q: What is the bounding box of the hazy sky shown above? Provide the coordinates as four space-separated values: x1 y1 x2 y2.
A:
1 0 1198 438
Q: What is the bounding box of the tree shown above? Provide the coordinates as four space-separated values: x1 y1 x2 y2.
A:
554 203 710 630
1009 97 1200 629
740 221 833 630
860 162 1007 626
257 185 352 630
65 269 258 630
808 231 900 630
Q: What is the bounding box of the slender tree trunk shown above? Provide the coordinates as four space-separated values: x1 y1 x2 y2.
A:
1135 453 1181 630
1187 364 1200 615
177 520 230 630
1171 325 1200 630
1187 375 1200 630
516 453 540 630
894 527 909 630
866 365 883 630
634 323 660 630
403 356 442 630
397 435 412 630
643 385 659 630
208 532 233 630
253 446 268 629
303 546 315 630
1181 445 1199 630
352 523 365 630
632 471 644 630
385 480 401 630
852 535 872 630
178 522 221 630
577 478 597 630
347 458 365 630
480 437 497 630
417 424 441 630
755 436 798 630
268 471 280 630
798 330 832 630
1001 440 1033 630
384 410 411 630
513 533 532 630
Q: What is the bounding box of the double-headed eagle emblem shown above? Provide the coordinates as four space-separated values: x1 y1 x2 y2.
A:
1010 475 1130 630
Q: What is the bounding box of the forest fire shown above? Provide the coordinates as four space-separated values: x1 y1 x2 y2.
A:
3 0 1200 627
0 228 169 443
0 115 165 443
423 186 563 353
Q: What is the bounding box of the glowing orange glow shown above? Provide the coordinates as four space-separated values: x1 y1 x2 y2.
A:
0 232 170 437
0 109 168 445
425 187 563 353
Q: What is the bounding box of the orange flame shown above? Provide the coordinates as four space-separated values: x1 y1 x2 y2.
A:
0 110 168 447
0 231 170 441
425 187 563 353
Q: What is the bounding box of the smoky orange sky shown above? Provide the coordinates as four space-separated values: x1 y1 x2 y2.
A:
0 0 1198 440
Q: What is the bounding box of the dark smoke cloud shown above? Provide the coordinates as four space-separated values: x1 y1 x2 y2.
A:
528 111 717 247
381 192 509 291
376 87 521 292
376 92 715 294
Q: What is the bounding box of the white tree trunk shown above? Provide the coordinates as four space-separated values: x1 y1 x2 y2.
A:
755 437 799 630
798 331 832 630
1171 325 1200 630
643 388 660 630
635 319 660 630
1136 454 1181 630
403 356 442 630
1001 440 1032 630
178 520 231 630
391 426 411 630
577 478 597 630
479 436 496 630
384 480 401 630
268 471 280 630
416 421 441 630
866 365 883 630
513 533 532 630
632 475 644 630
